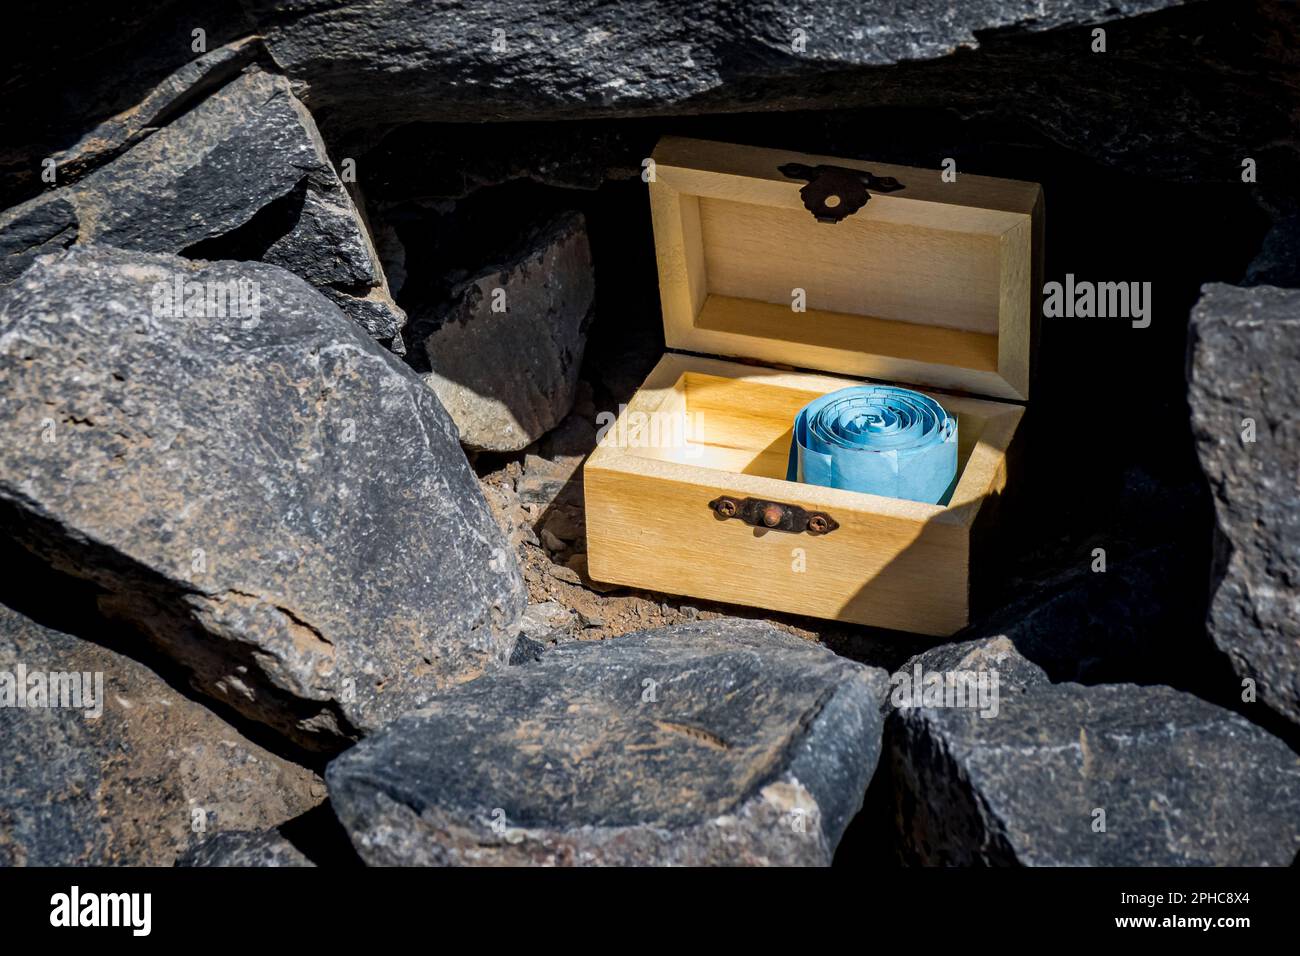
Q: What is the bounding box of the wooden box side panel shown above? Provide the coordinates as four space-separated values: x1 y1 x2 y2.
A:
584 461 971 635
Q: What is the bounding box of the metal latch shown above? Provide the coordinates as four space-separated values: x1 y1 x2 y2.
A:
778 162 905 223
709 496 839 536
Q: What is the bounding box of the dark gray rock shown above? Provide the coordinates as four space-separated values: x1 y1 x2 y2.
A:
409 211 595 452
0 197 78 284
0 63 406 352
887 636 1050 713
515 600 576 643
65 70 314 252
319 286 405 349
327 619 890 866
889 660 1300 865
0 601 323 866
506 633 547 666
256 0 1297 200
515 471 579 509
4 2 1294 214
0 246 525 750
250 0 1177 126
1188 284 1300 730
47 36 264 185
177 829 314 867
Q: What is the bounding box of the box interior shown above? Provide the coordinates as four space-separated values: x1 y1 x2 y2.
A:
700 197 1003 331
615 367 1005 512
650 137 1041 400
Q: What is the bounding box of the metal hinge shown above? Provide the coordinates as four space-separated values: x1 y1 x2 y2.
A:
778 162 906 223
708 495 839 536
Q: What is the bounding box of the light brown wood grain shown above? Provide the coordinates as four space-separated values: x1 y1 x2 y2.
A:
585 354 1024 635
698 196 1002 334
649 136 1042 401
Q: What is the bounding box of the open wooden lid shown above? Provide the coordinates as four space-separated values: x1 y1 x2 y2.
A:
648 136 1043 402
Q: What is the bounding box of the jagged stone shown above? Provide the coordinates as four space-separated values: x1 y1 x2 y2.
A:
1188 283 1300 730
887 635 1050 710
0 246 525 750
0 63 405 352
408 211 595 452
327 619 890 866
888 641 1300 866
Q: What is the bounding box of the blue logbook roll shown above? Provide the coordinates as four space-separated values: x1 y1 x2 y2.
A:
787 386 959 504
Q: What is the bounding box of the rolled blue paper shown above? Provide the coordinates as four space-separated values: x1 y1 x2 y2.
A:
787 386 958 504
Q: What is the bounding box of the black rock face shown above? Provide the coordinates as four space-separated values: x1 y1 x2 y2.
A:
0 62 406 351
0 245 525 750
406 210 596 452
1189 284 1300 731
327 619 891 866
888 643 1300 866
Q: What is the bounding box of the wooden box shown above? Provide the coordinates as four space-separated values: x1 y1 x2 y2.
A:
583 137 1043 636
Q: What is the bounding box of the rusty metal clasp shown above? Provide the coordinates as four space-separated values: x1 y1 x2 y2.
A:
709 495 838 536
778 162 905 223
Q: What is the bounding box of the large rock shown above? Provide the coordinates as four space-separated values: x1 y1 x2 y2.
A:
1188 284 1300 730
248 0 1175 122
12 2 1296 216
243 0 1230 196
305 0 1294 185
888 640 1300 865
327 619 890 866
177 828 314 867
408 210 595 452
0 61 406 352
0 600 323 866
0 246 526 750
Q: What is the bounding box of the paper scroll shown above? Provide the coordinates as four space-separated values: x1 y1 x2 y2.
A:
787 386 958 505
